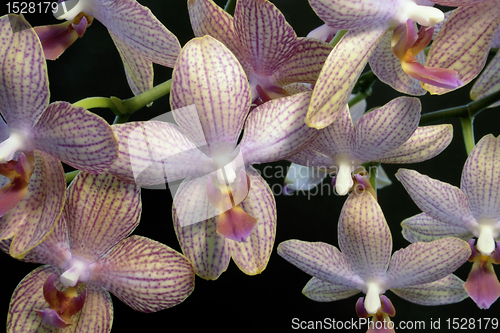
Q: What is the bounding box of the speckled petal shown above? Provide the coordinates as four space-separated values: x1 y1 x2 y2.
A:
33 102 118 174
228 168 276 275
303 277 361 302
94 0 180 68
395 168 477 228
0 15 48 130
170 36 251 154
90 235 194 312
239 92 320 164
338 189 392 280
0 151 65 259
423 2 500 94
307 23 388 129
470 50 500 108
402 212 473 243
374 124 453 163
391 274 468 305
69 282 113 333
385 237 471 289
461 134 500 221
65 172 141 263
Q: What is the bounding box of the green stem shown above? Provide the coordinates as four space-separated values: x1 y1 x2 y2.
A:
73 97 121 116
121 79 172 115
329 29 348 47
460 116 475 155
224 0 236 15
65 170 81 184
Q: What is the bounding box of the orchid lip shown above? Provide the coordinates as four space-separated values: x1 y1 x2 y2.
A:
54 0 94 21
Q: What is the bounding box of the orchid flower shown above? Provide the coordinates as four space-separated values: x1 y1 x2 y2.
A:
285 96 452 196
3 172 195 332
107 35 319 279
306 0 462 128
0 14 118 258
37 0 181 95
396 134 500 309
278 189 471 331
188 0 332 102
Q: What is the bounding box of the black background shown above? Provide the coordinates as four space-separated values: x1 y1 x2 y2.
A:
1 0 500 332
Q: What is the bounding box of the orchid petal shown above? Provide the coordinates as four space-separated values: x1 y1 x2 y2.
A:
391 274 468 305
90 235 194 312
423 2 500 94
464 257 500 309
0 15 48 129
94 0 180 68
470 50 500 108
1 151 65 259
385 237 471 289
234 0 298 76
461 134 500 221
352 97 421 162
303 277 361 302
108 121 212 186
32 101 118 174
228 168 276 275
277 240 364 289
402 212 473 243
432 0 491 7
65 172 141 262
338 190 392 280
307 23 388 129
374 125 453 164
170 36 251 154
239 92 319 164
395 168 477 228
70 282 113 333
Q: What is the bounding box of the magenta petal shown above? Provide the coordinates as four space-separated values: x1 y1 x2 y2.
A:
217 205 258 242
402 61 463 90
464 259 500 309
34 308 71 329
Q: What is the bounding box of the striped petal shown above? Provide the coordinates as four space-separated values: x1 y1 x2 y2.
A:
108 121 212 186
0 15 48 130
65 172 141 263
402 212 473 243
32 102 118 174
391 274 468 305
94 0 180 68
423 2 500 94
90 235 195 312
307 23 388 129
353 97 421 164
303 277 361 302
461 134 500 221
0 151 65 259
170 36 251 154
385 237 471 288
70 282 113 333
239 92 320 164
374 124 453 164
228 168 276 275
395 168 477 228
338 189 392 280
470 50 500 108
277 240 364 289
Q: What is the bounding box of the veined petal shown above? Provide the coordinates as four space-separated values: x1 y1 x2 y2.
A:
234 0 298 76
94 0 180 68
352 96 421 162
374 125 453 164
423 2 500 94
108 32 153 96
170 36 251 154
90 235 195 312
461 134 500 221
303 277 361 302
65 172 141 263
0 15 48 130
385 237 471 289
277 240 364 289
395 168 477 228
470 50 500 108
307 23 388 129
70 282 113 333
391 274 468 305
33 102 118 174
402 212 473 243
338 190 392 280
1 151 65 259
228 168 276 275
239 92 319 164
108 121 212 186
